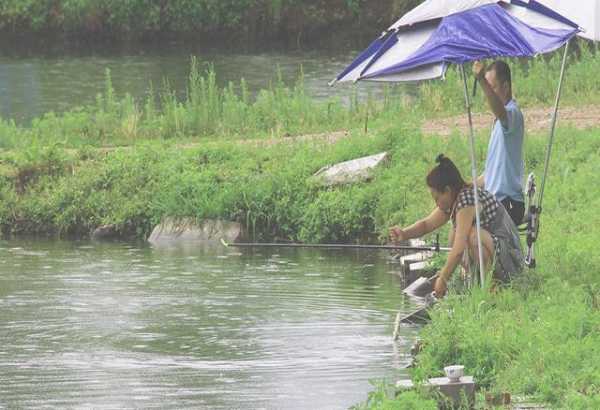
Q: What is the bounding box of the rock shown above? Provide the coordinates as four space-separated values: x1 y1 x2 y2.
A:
400 252 434 279
396 376 476 409
391 238 434 264
91 224 120 240
408 260 434 275
399 305 431 325
400 251 434 266
403 276 431 297
312 152 389 186
148 217 244 244
428 376 476 409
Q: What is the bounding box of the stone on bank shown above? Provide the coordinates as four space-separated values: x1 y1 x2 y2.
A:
148 217 245 244
311 152 389 186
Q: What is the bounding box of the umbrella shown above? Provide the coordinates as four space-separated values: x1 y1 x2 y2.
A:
537 0 600 41
331 0 580 286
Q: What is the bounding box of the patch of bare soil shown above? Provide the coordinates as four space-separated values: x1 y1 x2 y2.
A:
237 130 350 146
421 105 600 136
174 130 350 150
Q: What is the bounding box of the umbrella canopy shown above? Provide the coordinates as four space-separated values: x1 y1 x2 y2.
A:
537 0 600 41
333 0 579 84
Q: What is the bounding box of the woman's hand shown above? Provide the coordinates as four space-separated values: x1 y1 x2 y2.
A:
389 226 406 243
434 275 448 298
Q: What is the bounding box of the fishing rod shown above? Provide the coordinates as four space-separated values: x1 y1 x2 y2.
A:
220 237 451 253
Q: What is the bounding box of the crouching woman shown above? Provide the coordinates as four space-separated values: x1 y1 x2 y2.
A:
390 155 523 296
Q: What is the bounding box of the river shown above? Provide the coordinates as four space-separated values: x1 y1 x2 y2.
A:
0 44 403 125
0 239 419 409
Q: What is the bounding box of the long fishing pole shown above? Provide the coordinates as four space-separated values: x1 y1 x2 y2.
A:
220 238 451 253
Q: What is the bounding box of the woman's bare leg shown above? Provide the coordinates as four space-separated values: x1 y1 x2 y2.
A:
467 227 495 272
450 227 471 274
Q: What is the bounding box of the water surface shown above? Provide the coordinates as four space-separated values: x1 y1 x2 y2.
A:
0 239 419 409
0 46 398 125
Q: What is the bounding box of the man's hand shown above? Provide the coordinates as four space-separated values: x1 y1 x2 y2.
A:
389 226 406 243
472 61 486 81
433 275 448 298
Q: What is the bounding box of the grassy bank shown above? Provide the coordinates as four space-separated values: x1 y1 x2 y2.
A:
357 130 600 406
1 40 600 409
0 113 432 240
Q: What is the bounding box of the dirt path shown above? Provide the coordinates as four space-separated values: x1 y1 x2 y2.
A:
421 104 600 136
222 130 350 147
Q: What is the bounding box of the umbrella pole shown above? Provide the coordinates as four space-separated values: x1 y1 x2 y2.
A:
538 40 570 212
460 64 486 288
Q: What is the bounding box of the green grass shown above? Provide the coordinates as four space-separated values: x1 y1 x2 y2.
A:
0 114 424 239
0 59 383 149
352 126 600 408
1 39 599 152
1 39 600 409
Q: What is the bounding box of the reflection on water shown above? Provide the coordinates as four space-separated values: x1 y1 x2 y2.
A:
0 46 405 125
0 239 419 409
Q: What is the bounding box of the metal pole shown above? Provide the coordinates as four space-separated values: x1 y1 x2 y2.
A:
221 240 451 252
538 40 570 212
460 64 486 288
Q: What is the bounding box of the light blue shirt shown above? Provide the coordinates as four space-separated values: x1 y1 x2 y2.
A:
484 99 524 202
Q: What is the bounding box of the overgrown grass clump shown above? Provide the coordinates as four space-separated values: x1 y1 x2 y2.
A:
0 58 380 149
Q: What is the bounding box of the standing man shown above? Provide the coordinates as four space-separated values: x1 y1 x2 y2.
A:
473 60 525 226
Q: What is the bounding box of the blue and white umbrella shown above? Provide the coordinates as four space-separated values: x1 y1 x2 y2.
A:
332 0 581 285
537 0 600 41
332 0 579 84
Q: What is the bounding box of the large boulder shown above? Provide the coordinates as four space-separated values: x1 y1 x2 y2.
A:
312 152 389 186
148 217 244 244
91 224 120 240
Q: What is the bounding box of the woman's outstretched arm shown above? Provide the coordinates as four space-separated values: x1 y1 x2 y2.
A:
390 207 450 243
